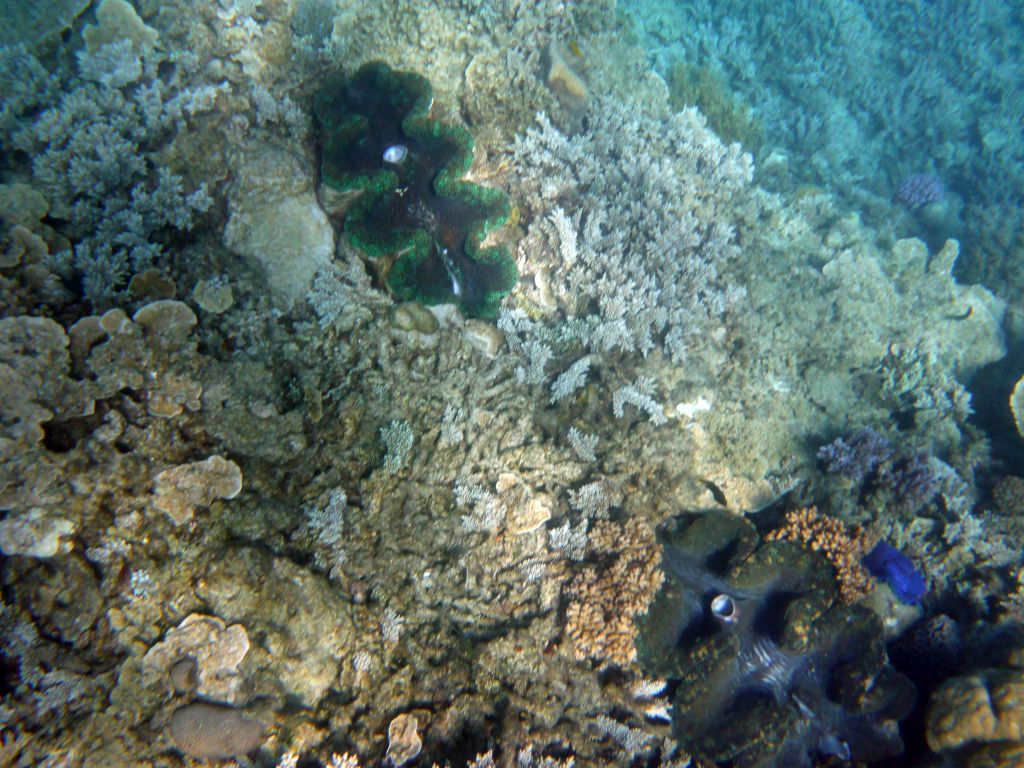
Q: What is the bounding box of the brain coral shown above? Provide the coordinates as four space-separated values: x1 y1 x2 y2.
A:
636 512 915 768
315 62 518 320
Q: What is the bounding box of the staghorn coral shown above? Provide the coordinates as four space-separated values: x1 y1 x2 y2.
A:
508 97 754 362
9 33 212 306
564 519 664 667
766 506 875 603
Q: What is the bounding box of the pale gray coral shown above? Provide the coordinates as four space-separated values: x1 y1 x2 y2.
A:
549 356 592 403
510 100 754 362
308 258 383 332
566 427 599 462
613 376 667 426
569 480 620 520
10 42 211 304
380 419 414 475
455 477 504 533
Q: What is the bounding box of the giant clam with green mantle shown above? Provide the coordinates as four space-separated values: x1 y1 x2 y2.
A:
315 62 518 320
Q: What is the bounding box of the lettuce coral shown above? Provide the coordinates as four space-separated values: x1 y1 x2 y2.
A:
315 62 517 320
636 513 915 768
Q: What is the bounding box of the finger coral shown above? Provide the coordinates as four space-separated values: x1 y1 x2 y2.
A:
766 506 875 604
564 519 664 667
315 62 518 320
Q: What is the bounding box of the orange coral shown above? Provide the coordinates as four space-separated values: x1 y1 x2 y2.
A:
564 519 664 667
767 506 875 603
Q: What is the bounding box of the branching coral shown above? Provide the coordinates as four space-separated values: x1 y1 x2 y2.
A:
315 62 517 319
767 506 875 603
637 512 914 768
508 98 754 361
564 519 664 667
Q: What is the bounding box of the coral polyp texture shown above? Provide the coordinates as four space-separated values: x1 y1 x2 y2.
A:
314 62 517 320
636 512 915 768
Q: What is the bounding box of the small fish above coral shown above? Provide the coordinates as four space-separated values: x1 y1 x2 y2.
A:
314 62 518 320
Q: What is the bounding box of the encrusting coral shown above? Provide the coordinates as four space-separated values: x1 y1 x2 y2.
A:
925 647 1024 768
315 62 518 320
766 506 875 603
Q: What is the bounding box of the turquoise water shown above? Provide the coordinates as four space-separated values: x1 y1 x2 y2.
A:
0 1 1022 766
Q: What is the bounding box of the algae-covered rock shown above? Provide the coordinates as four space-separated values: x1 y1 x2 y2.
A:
636 512 915 767
223 142 334 309
193 546 355 708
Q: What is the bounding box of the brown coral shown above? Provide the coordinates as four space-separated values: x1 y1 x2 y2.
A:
766 506 875 603
564 519 664 667
926 669 1024 756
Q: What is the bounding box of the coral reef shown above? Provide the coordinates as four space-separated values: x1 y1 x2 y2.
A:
1 1 1021 766
508 96 754 362
637 512 915 767
315 62 517 319
623 0 1024 305
664 60 763 151
817 427 894 484
2 17 212 306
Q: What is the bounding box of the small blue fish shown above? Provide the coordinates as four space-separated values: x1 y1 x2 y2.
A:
862 542 927 604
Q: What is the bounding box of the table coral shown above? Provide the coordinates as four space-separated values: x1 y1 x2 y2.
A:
315 62 517 320
637 512 915 768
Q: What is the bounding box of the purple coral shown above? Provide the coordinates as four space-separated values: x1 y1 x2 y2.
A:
877 450 939 510
893 173 944 209
817 428 893 484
